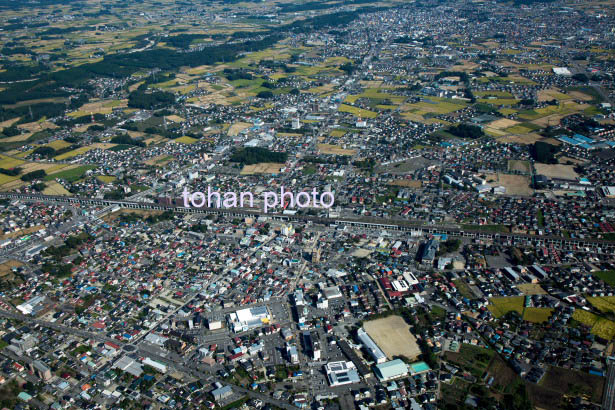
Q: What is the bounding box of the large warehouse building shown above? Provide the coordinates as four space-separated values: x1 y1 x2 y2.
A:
227 306 271 333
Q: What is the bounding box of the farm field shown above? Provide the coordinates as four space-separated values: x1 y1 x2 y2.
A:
338 104 378 118
43 165 95 182
586 296 615 313
488 296 524 318
42 181 71 196
572 309 615 340
54 146 95 161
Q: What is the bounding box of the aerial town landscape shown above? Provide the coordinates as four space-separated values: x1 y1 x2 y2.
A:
0 0 614 409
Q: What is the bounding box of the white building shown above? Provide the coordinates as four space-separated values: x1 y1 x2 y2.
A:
357 328 387 364
142 357 167 373
325 361 360 386
227 306 271 333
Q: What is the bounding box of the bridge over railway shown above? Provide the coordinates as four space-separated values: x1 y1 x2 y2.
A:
1 192 614 253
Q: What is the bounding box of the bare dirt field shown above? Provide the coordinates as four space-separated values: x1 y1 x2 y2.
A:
388 180 423 188
488 118 519 130
363 315 421 360
240 163 285 175
534 163 579 180
486 173 533 196
90 142 117 150
145 155 174 166
0 179 25 191
18 120 58 132
496 133 542 145
0 259 24 277
568 90 594 101
317 143 356 156
42 181 71 196
228 122 252 136
537 88 571 102
0 225 44 241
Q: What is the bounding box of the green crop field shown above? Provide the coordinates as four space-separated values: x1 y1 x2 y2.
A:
488 297 524 318
44 165 96 182
338 104 378 118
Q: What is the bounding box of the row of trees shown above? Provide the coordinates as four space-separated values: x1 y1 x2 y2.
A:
229 147 288 165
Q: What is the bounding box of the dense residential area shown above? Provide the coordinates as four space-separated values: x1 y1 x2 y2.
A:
0 0 614 409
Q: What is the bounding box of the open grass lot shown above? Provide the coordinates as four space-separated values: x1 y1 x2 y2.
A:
240 163 285 175
330 129 347 138
487 118 519 130
517 283 547 295
228 122 253 136
317 144 356 156
43 165 95 182
444 343 494 378
453 279 475 299
504 124 539 134
338 104 378 118
522 308 553 323
363 315 421 360
508 160 531 173
534 163 579 180
496 133 543 145
0 259 24 277
486 356 521 393
592 270 615 286
144 155 174 167
42 181 71 196
539 366 604 405
96 175 117 183
0 224 44 241
45 140 72 150
68 99 127 118
488 296 524 318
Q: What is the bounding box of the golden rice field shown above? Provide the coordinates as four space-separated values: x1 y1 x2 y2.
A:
338 104 378 118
